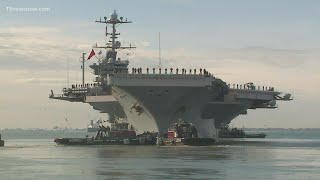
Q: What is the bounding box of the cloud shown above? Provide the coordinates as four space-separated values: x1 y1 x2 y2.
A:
0 27 60 34
15 77 65 85
128 47 222 69
124 45 320 98
0 26 91 71
127 45 316 71
1 25 319 97
138 40 151 48
229 46 307 68
1 25 315 73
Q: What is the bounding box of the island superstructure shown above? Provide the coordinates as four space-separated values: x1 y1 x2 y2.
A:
49 10 292 140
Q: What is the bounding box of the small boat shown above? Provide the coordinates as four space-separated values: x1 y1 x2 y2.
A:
219 125 266 138
244 133 266 138
54 120 157 145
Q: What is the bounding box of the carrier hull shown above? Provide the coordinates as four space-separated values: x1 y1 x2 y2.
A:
49 10 292 142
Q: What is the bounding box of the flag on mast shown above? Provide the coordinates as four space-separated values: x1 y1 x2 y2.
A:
87 49 95 60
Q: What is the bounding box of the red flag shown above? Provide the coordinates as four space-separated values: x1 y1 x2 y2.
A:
87 49 95 60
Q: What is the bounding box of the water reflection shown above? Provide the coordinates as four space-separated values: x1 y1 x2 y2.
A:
94 146 233 179
1 138 320 179
217 138 320 148
92 140 288 179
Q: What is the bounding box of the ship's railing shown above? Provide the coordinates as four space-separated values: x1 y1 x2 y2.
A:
86 91 109 96
49 91 85 102
128 67 212 76
49 92 84 99
50 86 109 100
111 73 213 80
109 67 213 76
61 84 102 94
49 93 65 98
60 84 110 97
227 83 275 92
63 88 87 93
67 83 99 89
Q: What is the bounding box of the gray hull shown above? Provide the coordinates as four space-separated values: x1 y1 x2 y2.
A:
111 86 225 139
84 86 277 140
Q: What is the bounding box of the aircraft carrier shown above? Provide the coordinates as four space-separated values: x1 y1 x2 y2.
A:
49 11 292 140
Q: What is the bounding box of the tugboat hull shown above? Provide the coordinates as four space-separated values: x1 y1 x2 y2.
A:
54 135 157 146
54 138 124 145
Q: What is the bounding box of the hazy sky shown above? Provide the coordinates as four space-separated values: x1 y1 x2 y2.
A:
0 0 319 129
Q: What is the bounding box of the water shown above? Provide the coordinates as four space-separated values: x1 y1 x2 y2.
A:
1 129 320 179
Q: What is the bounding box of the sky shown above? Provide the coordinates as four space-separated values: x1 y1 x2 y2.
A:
0 0 319 129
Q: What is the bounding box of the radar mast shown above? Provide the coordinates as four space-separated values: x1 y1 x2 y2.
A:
94 10 136 62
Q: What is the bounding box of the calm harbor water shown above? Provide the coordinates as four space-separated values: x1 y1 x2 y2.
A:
1 129 320 180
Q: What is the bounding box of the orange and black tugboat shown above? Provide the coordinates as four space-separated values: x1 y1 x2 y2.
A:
161 119 216 146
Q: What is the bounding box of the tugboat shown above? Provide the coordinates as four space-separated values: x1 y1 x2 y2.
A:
162 119 216 146
54 119 157 145
219 125 266 138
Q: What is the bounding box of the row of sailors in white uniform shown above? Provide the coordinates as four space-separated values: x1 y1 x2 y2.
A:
113 67 211 75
